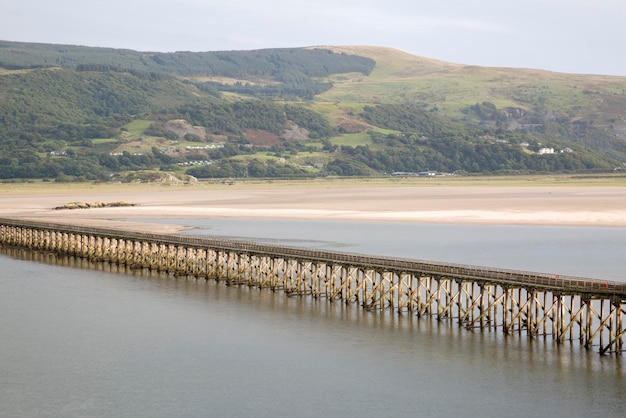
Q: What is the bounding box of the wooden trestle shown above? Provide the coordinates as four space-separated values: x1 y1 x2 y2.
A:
1 218 625 355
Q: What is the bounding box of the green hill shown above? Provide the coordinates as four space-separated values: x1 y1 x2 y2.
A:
317 46 626 160
0 41 624 181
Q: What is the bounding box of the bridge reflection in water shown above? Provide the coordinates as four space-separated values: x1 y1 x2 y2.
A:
1 218 624 355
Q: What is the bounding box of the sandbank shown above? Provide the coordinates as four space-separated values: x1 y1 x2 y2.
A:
1 183 625 233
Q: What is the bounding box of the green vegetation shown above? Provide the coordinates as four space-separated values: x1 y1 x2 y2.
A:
123 120 152 136
330 133 373 147
0 40 375 101
0 41 625 181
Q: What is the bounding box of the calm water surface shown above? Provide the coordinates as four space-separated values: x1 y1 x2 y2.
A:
1 221 625 417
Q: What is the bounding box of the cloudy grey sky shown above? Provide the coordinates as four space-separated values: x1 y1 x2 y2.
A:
2 0 626 76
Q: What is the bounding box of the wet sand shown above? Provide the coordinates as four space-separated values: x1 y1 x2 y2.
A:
1 184 625 232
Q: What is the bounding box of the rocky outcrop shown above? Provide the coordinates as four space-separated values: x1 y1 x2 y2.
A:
54 201 136 210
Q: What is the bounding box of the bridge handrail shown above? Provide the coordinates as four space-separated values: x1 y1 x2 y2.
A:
1 217 624 297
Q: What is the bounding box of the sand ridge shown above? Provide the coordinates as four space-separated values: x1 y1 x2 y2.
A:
1 185 625 232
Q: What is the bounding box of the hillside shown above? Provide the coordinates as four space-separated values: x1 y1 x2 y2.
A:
0 41 624 181
317 46 626 160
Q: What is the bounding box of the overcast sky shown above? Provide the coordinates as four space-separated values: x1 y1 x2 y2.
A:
3 0 626 76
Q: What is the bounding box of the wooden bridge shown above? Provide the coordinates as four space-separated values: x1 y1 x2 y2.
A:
1 217 625 355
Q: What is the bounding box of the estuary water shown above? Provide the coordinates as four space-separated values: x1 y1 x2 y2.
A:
1 221 626 417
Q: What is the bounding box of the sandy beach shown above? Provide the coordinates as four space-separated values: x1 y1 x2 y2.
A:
1 182 625 232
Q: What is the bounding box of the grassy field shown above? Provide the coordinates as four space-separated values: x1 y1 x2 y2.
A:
123 120 152 137
330 133 373 146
